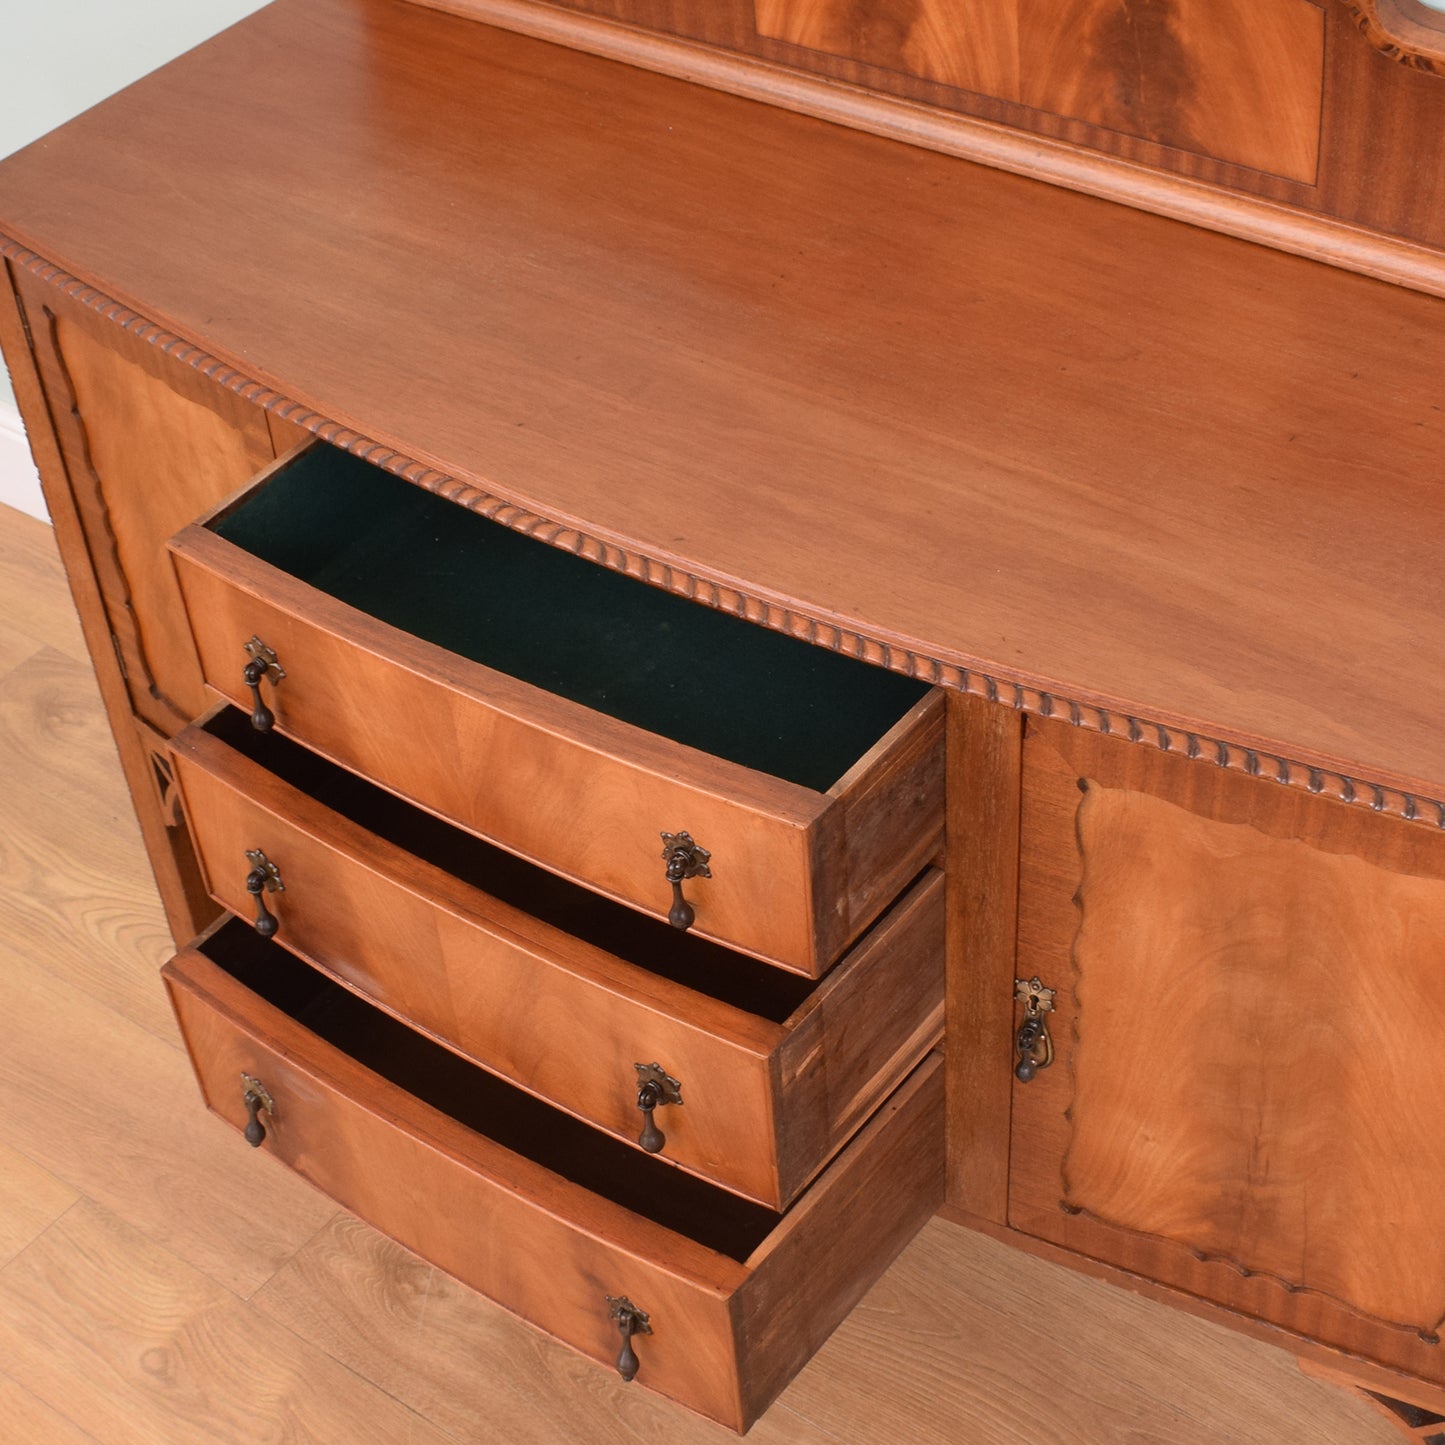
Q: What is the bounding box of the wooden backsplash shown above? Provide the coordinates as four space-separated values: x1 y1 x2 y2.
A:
403 0 1445 288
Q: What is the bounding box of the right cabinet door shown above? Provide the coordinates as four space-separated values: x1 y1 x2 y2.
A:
1009 715 1445 1387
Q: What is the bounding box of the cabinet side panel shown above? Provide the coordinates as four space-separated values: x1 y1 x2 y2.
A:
736 1053 944 1429
15 270 276 731
0 262 215 941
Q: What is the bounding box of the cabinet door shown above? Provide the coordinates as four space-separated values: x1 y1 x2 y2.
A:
1010 716 1445 1387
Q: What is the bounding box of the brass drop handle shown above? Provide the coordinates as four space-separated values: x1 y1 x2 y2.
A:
1014 976 1056 1083
242 637 285 732
660 832 711 931
606 1296 651 1383
241 1072 275 1147
634 1062 682 1154
245 848 284 938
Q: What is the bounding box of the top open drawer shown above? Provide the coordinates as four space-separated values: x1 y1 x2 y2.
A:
168 445 944 975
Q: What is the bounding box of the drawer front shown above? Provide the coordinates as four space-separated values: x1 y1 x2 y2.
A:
163 934 944 1432
169 523 944 976
170 716 944 1207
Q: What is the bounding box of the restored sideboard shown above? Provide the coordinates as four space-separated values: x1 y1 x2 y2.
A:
4 0 1445 1433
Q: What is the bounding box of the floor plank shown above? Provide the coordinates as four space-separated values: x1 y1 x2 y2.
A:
0 644 175 1038
0 1139 79 1269
0 506 87 661
0 1367 102 1445
782 1221 1398 1444
253 1211 1397 1445
252 1213 832 1445
0 1199 455 1445
0 933 335 1298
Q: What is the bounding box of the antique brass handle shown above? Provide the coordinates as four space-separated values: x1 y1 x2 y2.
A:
241 1072 275 1147
244 848 284 938
242 637 285 732
660 831 711 931
606 1296 652 1383
1014 976 1055 1083
634 1062 682 1154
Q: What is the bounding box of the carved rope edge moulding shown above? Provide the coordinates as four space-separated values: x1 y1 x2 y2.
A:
8 238 1443 832
1346 0 1445 74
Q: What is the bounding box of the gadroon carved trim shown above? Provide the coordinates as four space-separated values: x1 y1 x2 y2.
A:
7 234 1443 831
1345 0 1445 76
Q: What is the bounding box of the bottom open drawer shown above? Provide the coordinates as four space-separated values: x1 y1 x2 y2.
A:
163 920 943 1432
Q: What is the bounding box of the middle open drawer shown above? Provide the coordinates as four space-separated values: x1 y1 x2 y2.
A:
170 706 944 1209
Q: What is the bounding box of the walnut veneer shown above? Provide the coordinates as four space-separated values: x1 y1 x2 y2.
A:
5 0 1445 1433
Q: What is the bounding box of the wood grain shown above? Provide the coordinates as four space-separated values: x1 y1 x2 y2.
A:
169 717 943 1207
252 1214 834 1444
0 269 214 944
163 942 944 1431
0 499 1408 1444
407 0 1445 260
944 689 1021 1222
1011 716 1445 1394
0 928 334 1298
0 1199 453 1445
0 1141 78 1270
1066 783 1445 1336
0 1372 99 1445
0 646 176 1040
2 1 1444 812
734 1054 944 1424
757 0 1326 181
169 524 943 975
755 0 1023 97
363 0 1445 297
15 268 275 732
1349 0 1445 71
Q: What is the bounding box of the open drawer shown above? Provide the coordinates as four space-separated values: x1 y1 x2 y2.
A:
163 921 943 1432
167 444 945 976
169 705 944 1208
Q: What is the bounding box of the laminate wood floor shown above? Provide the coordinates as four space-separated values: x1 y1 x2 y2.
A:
0 502 1404 1445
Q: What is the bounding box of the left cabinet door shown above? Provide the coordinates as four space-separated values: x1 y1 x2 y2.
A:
13 266 293 731
1009 714 1445 1393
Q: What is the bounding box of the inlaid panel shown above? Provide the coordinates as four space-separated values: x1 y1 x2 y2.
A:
1066 783 1445 1337
1010 717 1445 1391
755 0 1326 180
15 272 277 731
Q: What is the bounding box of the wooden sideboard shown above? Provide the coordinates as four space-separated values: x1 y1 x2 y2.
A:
4 0 1445 1433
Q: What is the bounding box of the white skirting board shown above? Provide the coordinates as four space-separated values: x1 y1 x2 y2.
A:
0 401 47 521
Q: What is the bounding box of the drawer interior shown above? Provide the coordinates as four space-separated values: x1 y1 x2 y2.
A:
199 917 781 1258
201 706 819 1020
212 445 929 791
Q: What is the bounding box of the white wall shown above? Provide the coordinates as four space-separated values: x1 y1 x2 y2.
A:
0 0 268 521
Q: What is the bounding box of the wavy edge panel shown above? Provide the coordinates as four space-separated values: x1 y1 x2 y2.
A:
1062 780 1445 1343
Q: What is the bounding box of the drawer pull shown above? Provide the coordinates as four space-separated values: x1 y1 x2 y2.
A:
1014 976 1056 1083
240 1072 275 1147
244 848 285 938
660 831 711 931
242 637 286 732
605 1296 652 1383
634 1062 683 1153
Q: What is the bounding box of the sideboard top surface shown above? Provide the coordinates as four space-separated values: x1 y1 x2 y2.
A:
2 0 1442 806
